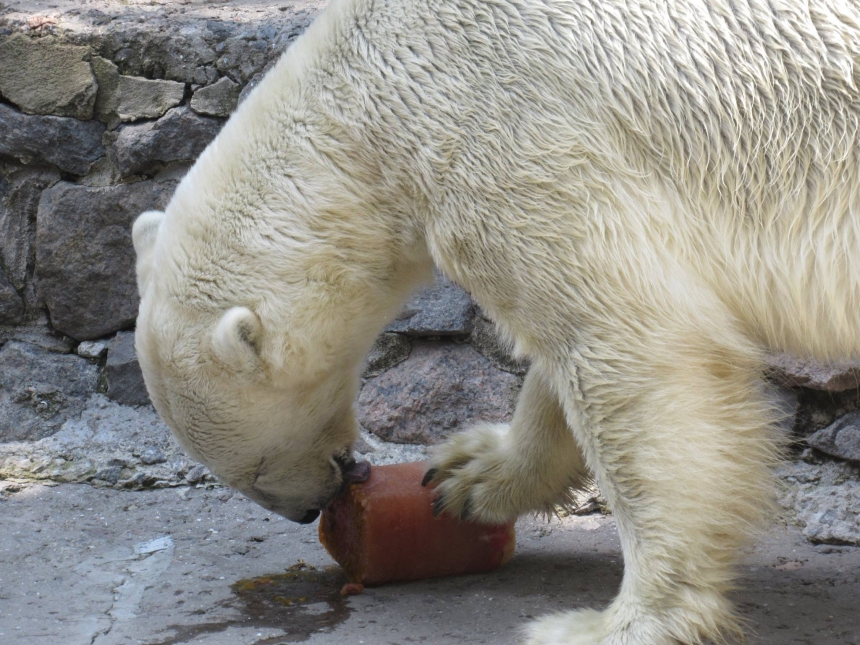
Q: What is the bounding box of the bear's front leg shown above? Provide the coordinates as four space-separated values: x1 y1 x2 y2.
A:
524 310 780 645
423 367 589 524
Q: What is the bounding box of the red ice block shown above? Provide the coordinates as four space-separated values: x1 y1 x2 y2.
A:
319 461 516 586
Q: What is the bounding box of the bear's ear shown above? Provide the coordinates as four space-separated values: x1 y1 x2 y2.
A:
212 307 264 371
132 210 165 293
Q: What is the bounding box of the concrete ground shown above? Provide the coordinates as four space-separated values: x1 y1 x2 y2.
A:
1 482 858 645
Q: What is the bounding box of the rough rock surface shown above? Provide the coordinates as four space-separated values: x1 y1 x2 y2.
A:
0 324 76 354
0 266 24 325
767 353 860 392
0 104 105 175
92 56 185 125
0 341 99 442
1 0 321 86
35 180 174 340
0 394 207 488
105 331 150 407
0 163 60 291
358 341 522 445
0 392 425 489
778 459 860 546
110 106 224 177
385 272 474 336
190 76 241 117
792 388 860 440
807 411 860 463
362 332 411 378
0 33 97 119
238 66 275 104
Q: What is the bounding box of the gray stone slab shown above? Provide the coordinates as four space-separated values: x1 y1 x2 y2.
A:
361 332 411 378
0 324 76 354
0 163 61 291
109 105 225 177
105 331 151 407
0 33 97 119
0 265 24 325
0 341 99 442
0 104 106 175
807 410 860 463
92 56 185 125
190 76 241 117
766 353 860 392
358 340 521 445
35 181 174 341
385 272 474 336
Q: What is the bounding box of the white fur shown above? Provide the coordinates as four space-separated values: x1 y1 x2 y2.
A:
131 210 165 296
134 0 860 642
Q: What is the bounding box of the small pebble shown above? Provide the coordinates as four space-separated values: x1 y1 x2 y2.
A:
139 446 166 465
77 341 108 358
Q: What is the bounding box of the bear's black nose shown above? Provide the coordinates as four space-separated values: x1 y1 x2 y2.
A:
297 509 320 524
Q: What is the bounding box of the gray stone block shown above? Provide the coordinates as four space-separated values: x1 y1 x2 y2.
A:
213 35 277 86
0 104 106 176
92 56 185 125
105 331 150 407
0 325 76 354
0 341 100 442
357 341 521 445
385 272 474 336
0 266 24 325
0 34 97 119
77 340 109 359
190 77 240 117
766 353 860 393
0 163 61 290
362 333 411 378
807 411 860 463
35 181 174 341
110 106 224 177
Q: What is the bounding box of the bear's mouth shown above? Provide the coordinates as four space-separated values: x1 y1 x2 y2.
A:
333 453 371 495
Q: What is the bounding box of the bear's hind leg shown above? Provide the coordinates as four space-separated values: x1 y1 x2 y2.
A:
528 307 781 644
424 366 590 524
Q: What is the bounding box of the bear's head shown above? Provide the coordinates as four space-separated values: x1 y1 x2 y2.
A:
132 209 370 524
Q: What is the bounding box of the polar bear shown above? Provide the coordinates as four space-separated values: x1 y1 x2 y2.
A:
133 0 860 643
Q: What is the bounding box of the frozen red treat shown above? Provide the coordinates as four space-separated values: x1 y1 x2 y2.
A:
318 461 516 586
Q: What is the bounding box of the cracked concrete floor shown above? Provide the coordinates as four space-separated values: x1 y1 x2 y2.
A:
1 482 859 645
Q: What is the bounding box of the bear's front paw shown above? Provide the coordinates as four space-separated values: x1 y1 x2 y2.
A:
422 423 525 524
524 610 606 645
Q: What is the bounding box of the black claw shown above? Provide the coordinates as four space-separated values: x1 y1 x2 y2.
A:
432 495 445 517
460 498 472 522
421 468 438 487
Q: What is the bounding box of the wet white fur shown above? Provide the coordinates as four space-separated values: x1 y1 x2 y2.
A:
134 0 860 642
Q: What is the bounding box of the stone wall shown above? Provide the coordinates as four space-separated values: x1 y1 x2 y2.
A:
0 1 858 542
0 0 525 480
